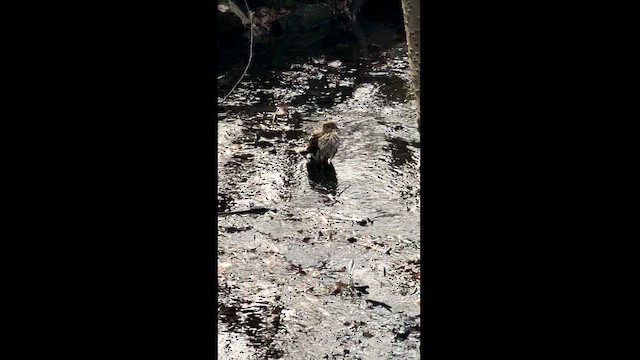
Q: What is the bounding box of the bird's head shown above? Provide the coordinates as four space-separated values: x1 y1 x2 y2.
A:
322 121 338 132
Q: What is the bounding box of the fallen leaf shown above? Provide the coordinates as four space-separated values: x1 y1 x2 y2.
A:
218 262 232 272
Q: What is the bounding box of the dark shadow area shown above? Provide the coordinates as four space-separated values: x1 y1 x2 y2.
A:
384 137 417 167
306 161 338 194
356 0 403 26
217 0 405 78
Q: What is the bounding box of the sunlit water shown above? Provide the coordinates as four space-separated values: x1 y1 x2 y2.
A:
218 45 420 359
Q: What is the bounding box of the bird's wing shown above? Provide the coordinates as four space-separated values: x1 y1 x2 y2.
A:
306 133 320 155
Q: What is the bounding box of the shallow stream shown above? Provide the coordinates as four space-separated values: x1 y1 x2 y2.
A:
217 42 421 359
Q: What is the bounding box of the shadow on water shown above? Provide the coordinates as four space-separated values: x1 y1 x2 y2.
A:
384 137 419 167
218 298 286 359
306 162 338 195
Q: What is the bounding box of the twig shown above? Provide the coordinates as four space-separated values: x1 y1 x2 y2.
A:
336 184 351 197
220 0 254 104
218 207 276 216
348 259 355 287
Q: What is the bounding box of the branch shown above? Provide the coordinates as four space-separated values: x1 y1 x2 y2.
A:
218 207 276 216
219 0 254 104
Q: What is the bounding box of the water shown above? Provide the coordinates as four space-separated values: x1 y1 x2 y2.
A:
218 44 420 359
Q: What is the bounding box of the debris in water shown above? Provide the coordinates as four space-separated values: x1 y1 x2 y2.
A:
331 281 350 295
218 262 232 272
218 207 276 216
288 263 307 275
365 299 393 312
355 218 374 226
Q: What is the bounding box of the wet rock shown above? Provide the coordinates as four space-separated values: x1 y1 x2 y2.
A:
217 193 234 212
362 22 404 48
217 5 247 38
355 218 374 226
283 3 333 33
224 226 252 233
274 21 333 54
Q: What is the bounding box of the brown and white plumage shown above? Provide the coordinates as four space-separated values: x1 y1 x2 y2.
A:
300 121 340 164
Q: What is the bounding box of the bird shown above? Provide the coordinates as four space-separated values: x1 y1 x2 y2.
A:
298 121 340 165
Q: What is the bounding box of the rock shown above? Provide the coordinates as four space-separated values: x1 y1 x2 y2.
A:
217 8 247 38
362 22 403 48
276 21 332 47
262 0 299 8
283 4 333 33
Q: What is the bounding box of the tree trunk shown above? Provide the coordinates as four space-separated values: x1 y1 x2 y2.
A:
400 0 420 132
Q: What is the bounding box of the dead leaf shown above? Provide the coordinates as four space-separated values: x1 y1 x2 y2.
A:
218 262 232 272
